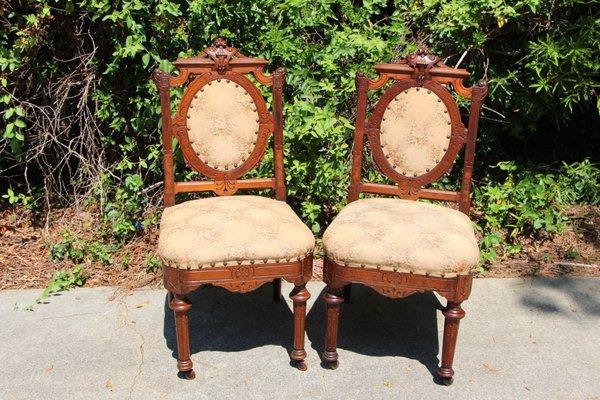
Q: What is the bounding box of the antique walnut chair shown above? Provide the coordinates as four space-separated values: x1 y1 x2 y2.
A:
321 48 487 385
153 39 314 379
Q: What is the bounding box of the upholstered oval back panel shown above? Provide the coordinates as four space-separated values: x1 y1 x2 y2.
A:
380 87 452 177
186 79 260 171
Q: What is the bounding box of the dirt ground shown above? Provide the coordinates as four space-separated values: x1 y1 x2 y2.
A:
1 205 598 291
0 206 162 291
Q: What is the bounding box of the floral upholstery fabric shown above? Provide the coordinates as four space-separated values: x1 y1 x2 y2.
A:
187 79 260 171
158 195 315 269
323 198 479 276
380 87 451 177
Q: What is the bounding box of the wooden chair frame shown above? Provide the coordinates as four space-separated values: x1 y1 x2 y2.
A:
322 48 488 385
154 39 312 379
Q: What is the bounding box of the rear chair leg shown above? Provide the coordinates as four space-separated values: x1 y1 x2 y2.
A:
273 278 282 302
437 301 465 385
343 283 352 303
289 285 310 371
323 287 344 369
170 294 195 379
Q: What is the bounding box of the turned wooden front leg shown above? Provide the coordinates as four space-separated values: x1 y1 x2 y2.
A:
289 285 310 370
437 301 466 384
170 294 195 379
323 287 344 368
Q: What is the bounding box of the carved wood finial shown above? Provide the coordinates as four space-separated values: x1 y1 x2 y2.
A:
355 70 370 88
472 79 489 100
409 46 440 68
272 67 286 89
393 47 447 86
153 69 171 89
201 38 243 74
214 37 228 49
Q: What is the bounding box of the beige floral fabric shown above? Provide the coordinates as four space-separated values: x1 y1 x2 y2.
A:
186 79 260 171
158 196 315 269
323 198 479 276
381 87 451 177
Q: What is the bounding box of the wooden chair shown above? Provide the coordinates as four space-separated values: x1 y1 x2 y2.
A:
153 39 314 379
321 48 487 385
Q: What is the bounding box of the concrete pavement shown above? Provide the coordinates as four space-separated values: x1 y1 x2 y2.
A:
1 278 599 399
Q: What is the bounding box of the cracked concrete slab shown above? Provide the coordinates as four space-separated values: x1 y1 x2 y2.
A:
0 277 599 399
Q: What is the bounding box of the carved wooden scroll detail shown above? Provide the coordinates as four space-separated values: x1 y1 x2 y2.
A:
214 179 237 196
214 280 268 293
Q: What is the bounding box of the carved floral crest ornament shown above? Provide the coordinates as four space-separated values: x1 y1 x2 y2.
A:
201 37 241 73
404 46 442 85
153 39 314 378
406 46 441 67
321 48 487 385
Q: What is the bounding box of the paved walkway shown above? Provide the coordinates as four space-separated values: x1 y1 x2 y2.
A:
1 278 599 400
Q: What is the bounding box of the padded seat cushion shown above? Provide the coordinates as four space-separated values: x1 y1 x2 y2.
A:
158 196 315 269
323 198 479 277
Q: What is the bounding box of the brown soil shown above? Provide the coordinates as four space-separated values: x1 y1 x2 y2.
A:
0 206 163 291
1 205 598 291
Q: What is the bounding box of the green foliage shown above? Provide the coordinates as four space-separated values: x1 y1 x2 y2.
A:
474 161 568 263
145 255 163 274
1 101 26 157
101 174 154 241
50 231 115 265
558 159 600 205
565 246 579 260
2 188 40 210
50 235 86 264
473 159 600 265
1 1 599 271
2 0 599 215
38 265 89 302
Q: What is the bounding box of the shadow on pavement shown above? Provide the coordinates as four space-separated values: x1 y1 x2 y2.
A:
163 282 293 361
518 276 600 317
306 284 443 380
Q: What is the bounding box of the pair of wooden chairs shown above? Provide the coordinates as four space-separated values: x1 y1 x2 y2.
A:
154 39 487 385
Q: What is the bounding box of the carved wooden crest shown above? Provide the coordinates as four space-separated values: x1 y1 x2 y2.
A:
153 38 286 198
201 38 244 73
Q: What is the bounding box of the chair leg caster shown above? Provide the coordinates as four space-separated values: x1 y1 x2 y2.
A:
442 377 453 386
326 360 339 370
178 369 196 380
293 360 308 371
436 367 454 386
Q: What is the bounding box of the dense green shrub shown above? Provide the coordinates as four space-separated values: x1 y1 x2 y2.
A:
473 159 600 264
1 0 599 242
